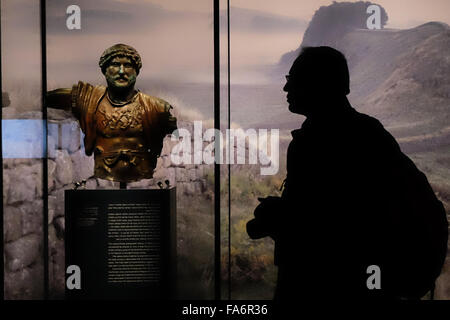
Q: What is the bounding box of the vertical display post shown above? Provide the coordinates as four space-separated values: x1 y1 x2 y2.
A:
40 0 49 300
213 0 221 300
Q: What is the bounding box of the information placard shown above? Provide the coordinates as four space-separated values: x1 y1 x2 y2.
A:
65 188 176 299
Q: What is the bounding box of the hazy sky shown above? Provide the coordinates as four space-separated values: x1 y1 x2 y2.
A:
2 0 450 87
134 0 450 27
230 0 450 27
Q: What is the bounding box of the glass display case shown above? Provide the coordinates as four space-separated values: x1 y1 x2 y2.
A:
2 0 218 300
2 0 449 303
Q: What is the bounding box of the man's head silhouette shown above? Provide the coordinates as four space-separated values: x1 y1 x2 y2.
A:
284 46 350 116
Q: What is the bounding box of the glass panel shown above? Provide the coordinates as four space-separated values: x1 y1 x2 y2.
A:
45 0 215 299
1 0 44 299
228 0 450 300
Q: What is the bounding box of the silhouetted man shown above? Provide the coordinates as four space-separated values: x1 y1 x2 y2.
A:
247 46 448 305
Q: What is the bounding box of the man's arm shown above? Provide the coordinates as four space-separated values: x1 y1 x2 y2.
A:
46 88 72 111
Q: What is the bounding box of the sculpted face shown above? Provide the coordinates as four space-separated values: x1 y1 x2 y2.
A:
105 56 137 90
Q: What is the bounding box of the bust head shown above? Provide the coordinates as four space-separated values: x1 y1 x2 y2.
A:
104 55 137 91
99 44 142 74
99 44 142 91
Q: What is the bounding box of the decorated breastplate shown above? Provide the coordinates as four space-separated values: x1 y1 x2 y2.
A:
93 94 154 182
97 95 144 135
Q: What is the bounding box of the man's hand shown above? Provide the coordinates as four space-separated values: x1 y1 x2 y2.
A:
247 196 283 240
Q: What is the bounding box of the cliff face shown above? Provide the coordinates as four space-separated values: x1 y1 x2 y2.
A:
332 22 450 161
338 23 450 114
277 5 450 144
279 1 388 72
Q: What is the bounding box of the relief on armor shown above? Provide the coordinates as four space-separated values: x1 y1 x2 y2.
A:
99 103 144 131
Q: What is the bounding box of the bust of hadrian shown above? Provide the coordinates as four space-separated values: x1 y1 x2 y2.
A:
46 44 177 183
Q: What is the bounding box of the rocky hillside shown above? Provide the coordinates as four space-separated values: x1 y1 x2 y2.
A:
276 4 450 150
278 1 388 74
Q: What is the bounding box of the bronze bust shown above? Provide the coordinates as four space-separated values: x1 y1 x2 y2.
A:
46 44 177 182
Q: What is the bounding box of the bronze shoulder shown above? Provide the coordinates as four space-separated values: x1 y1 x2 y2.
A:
138 92 177 135
73 81 106 110
138 93 172 112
